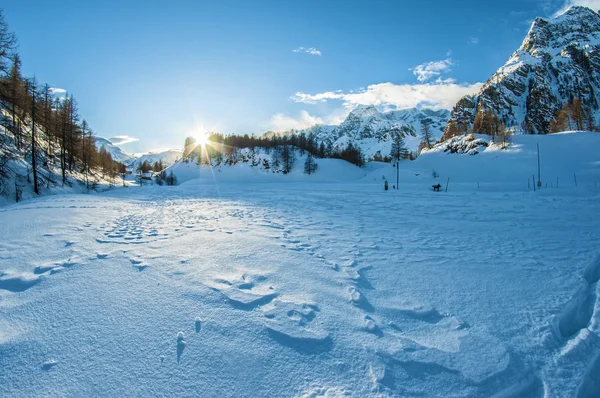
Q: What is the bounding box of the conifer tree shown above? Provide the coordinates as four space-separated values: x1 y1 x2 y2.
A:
304 152 318 175
419 121 435 152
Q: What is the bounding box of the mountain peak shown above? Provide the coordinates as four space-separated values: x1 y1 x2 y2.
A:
520 5 600 55
445 5 600 138
348 104 380 117
557 5 599 19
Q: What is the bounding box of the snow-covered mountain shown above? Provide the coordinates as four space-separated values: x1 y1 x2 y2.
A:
94 137 136 164
94 137 182 169
445 6 600 136
130 150 183 169
302 105 450 158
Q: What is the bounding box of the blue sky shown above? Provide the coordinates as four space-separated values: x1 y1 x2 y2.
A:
2 0 593 152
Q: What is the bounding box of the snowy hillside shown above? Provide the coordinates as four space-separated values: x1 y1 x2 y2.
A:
0 120 130 205
94 137 136 164
446 6 600 135
168 147 366 185
302 106 450 158
408 131 600 190
167 132 600 192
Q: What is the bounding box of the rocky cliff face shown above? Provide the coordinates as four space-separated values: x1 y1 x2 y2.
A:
445 6 600 136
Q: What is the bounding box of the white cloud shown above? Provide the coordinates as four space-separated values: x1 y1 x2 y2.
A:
49 87 66 95
290 81 484 111
269 111 324 132
468 37 480 45
292 47 322 56
290 90 345 104
566 0 600 10
555 0 600 15
411 58 453 82
109 135 139 145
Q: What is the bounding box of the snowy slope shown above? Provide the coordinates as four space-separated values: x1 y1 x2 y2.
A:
166 132 600 193
94 137 136 164
168 147 366 185
446 6 600 136
411 131 600 187
302 106 450 158
0 123 131 205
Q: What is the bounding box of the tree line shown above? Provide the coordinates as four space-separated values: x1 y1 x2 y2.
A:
443 97 598 143
181 130 370 170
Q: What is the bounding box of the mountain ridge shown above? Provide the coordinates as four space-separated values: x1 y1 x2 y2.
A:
444 6 600 137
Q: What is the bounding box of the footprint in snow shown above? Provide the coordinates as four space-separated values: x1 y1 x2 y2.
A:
176 332 185 363
209 273 277 310
129 257 149 271
41 360 58 370
262 299 331 352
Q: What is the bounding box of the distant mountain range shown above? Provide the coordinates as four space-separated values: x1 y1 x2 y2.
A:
94 137 182 169
300 106 450 159
445 6 600 136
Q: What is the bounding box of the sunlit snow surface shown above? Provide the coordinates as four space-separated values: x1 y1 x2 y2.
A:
1 178 599 397
2 131 600 396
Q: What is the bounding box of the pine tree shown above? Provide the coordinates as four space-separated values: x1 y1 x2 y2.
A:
318 142 326 158
281 144 294 173
389 125 407 161
183 136 196 159
167 170 177 186
304 152 318 175
419 121 435 152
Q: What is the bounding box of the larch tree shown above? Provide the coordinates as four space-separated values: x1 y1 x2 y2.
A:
419 121 435 152
27 77 39 194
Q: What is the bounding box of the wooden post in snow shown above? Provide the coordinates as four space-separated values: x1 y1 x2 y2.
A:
537 143 541 188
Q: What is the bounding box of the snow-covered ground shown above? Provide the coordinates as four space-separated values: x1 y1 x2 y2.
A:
1 132 600 397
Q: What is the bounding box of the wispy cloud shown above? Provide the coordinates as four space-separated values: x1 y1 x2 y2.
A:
269 111 324 132
109 135 139 145
290 81 484 111
292 47 322 56
410 58 453 83
468 37 480 45
552 0 600 16
49 87 67 95
509 10 528 17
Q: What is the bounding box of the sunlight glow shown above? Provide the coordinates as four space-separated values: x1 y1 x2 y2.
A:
194 131 209 146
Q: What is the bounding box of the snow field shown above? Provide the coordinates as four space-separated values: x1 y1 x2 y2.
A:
1 179 599 396
1 131 599 396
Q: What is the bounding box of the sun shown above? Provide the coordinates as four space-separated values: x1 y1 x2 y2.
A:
194 131 209 146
